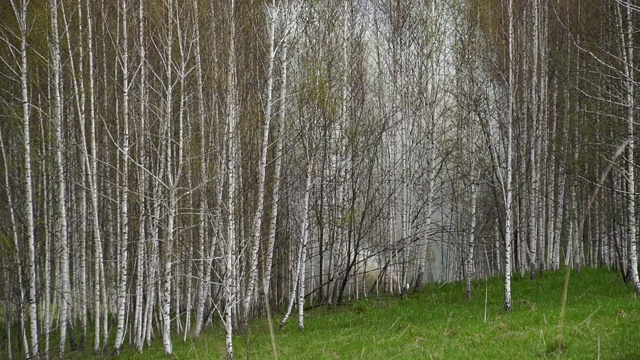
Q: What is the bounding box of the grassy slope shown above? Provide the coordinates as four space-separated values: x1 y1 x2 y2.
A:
68 268 640 359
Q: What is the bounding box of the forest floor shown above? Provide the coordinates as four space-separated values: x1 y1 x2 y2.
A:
67 267 640 359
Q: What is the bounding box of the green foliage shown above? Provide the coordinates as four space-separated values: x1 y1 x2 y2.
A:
59 268 639 359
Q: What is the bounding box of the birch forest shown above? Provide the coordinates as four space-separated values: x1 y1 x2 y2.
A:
1 0 639 359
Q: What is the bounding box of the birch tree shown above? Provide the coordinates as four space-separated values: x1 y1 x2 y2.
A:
466 129 478 300
161 0 175 353
84 0 109 351
192 0 209 339
225 0 239 358
6 0 40 356
298 161 313 330
527 0 540 279
113 0 131 352
49 0 73 353
133 0 149 350
504 0 515 312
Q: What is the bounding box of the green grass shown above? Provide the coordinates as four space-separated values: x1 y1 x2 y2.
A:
64 268 640 359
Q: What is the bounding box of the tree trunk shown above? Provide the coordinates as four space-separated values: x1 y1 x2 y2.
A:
84 0 108 351
133 0 148 350
11 0 40 356
193 0 209 339
467 138 477 300
50 0 72 353
225 1 239 358
504 0 514 312
114 0 131 352
528 0 540 280
298 163 313 330
263 1 289 303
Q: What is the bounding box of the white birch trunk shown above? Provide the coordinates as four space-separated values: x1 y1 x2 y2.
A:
398 24 411 297
134 0 148 350
161 1 175 354
162 134 176 355
193 0 208 338
298 163 313 330
466 135 477 300
546 78 558 270
226 1 239 358
528 0 540 279
172 8 189 338
184 235 193 341
2 261 14 359
85 0 108 351
50 0 72 353
264 8 289 299
79 140 88 350
42 156 50 359
145 147 164 346
538 0 549 273
112 2 122 321
9 0 39 355
114 0 130 351
280 221 303 329
504 0 514 312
